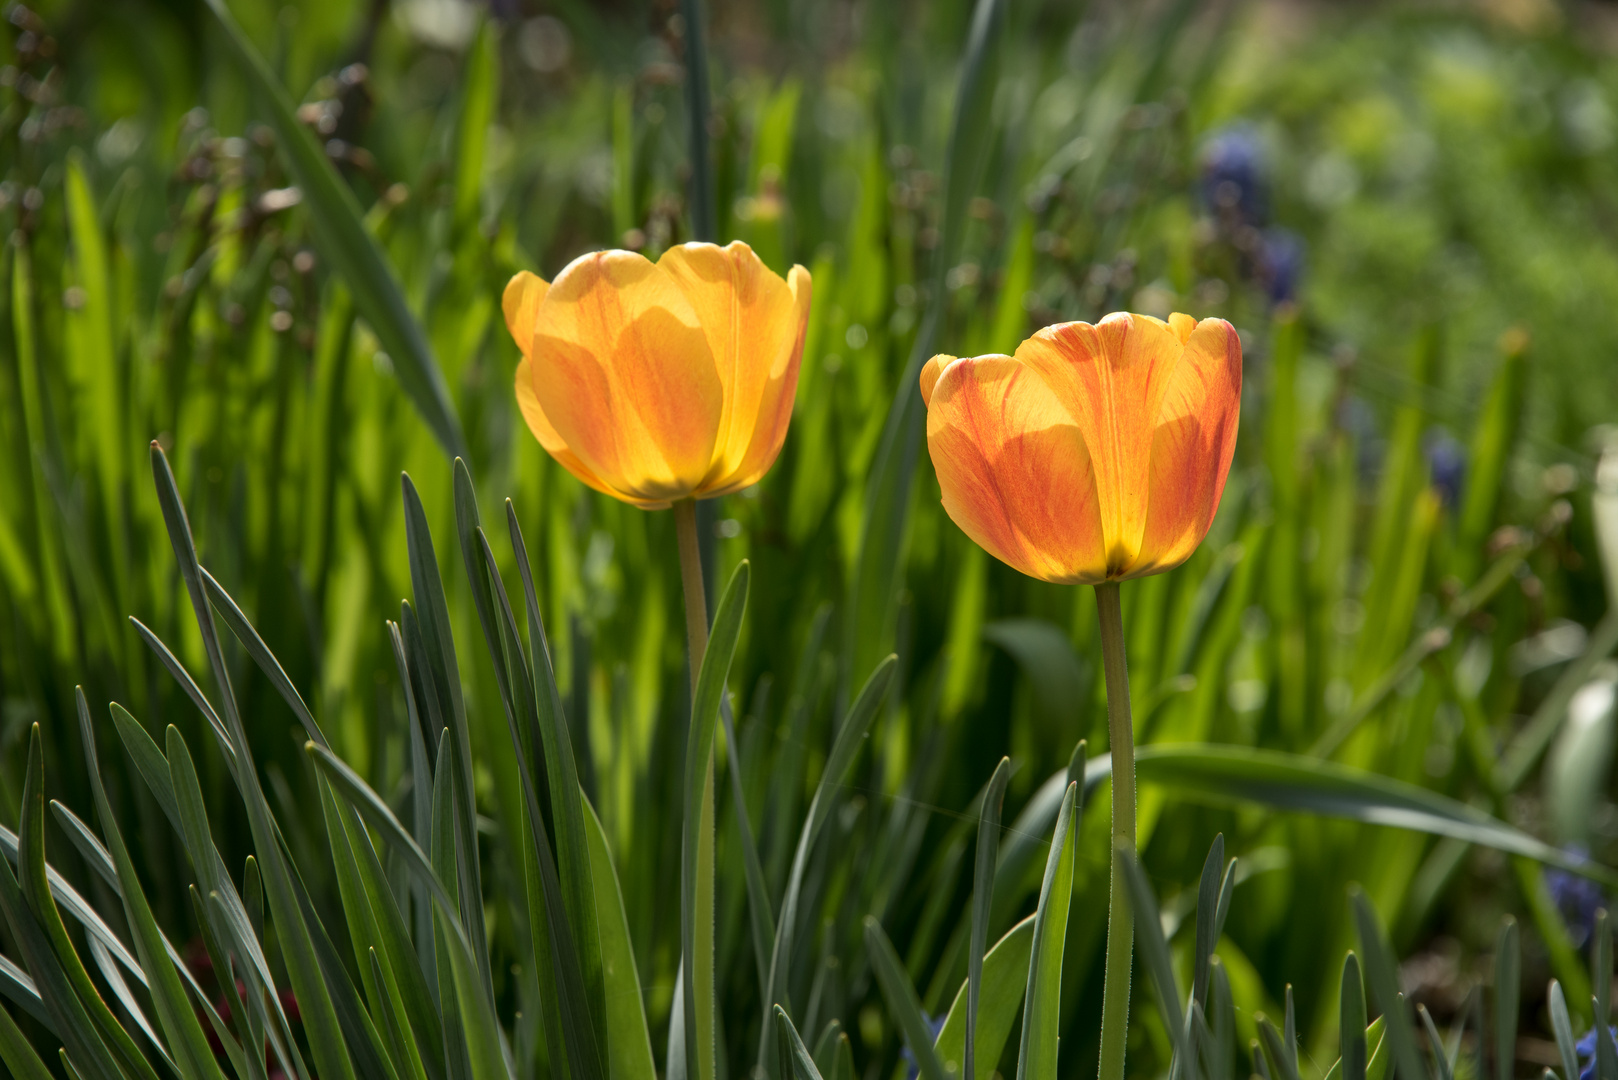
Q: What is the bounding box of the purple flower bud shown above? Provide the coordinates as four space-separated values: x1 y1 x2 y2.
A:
1201 126 1269 228
1259 228 1304 305
1422 428 1467 509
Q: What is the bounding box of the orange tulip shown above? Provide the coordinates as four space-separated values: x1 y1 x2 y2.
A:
503 241 811 509
921 311 1241 584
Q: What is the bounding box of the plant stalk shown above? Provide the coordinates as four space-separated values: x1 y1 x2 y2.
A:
675 499 710 681
673 497 715 1080
1096 580 1135 1080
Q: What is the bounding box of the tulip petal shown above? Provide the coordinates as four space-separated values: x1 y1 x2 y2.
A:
926 355 1108 584
503 271 550 353
529 250 722 504
514 357 660 506
1014 312 1187 575
659 242 809 495
1130 317 1243 576
708 261 812 495
920 354 955 407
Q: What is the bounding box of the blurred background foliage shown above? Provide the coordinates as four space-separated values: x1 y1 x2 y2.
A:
5 0 1618 1076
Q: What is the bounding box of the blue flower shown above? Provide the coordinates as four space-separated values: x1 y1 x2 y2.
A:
1546 846 1604 948
1201 126 1269 228
1258 228 1304 305
1422 428 1466 509
1575 1025 1617 1080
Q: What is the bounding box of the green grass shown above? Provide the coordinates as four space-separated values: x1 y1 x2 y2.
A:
2 1 1618 1078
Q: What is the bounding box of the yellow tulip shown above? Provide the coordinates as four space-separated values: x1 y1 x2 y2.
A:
503 241 812 509
921 311 1242 583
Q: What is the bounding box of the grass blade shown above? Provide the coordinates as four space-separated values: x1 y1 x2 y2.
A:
1598 909 1611 1025
159 721 303 1076
202 568 325 747
1598 1016 1618 1080
150 443 357 1080
316 776 441 1080
17 728 164 1080
1342 953 1368 1080
936 915 1035 1080
186 888 258 1080
681 560 750 1080
330 789 446 1080
2 816 141 985
304 740 507 1080
864 916 947 1080
128 618 235 767
1018 782 1079 1080
279 842 404 1080
1284 986 1297 1077
369 950 429 1080
402 474 491 996
197 0 465 457
75 691 228 1080
463 528 602 1080
1258 1016 1300 1080
388 618 438 988
306 741 459 921
0 997 54 1080
0 737 124 1080
1119 849 1189 1070
1194 835 1227 1009
965 757 1011 1080
464 489 606 1075
1551 982 1580 1080
720 692 775 1002
1081 746 1618 886
583 795 657 1080
1209 958 1235 1080
757 656 897 1073
1215 859 1237 949
840 0 1007 708
1350 888 1426 1080
774 1006 826 1080
1417 1005 1452 1080
1497 919 1520 1080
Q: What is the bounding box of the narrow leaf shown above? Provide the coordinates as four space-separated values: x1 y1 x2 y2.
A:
1497 919 1520 1080
965 757 1011 1080
936 915 1035 1080
1017 782 1078 1080
1342 953 1367 1080
774 1007 826 1080
1194 835 1227 1008
197 0 465 456
681 561 750 1080
1550 982 1581 1080
1350 888 1426 1080
757 656 898 1072
864 917 947 1080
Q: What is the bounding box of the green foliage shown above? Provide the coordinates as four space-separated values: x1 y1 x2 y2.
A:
3 1 1618 1079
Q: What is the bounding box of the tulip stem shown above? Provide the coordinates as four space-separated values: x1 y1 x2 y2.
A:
675 499 709 681
673 497 714 1080
1095 580 1135 1080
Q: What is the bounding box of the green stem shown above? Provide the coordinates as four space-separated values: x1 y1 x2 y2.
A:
675 499 709 681
1096 580 1135 1080
673 498 715 1080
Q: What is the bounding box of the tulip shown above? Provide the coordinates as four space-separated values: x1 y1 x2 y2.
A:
921 309 1241 1080
503 241 812 510
920 310 1242 585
